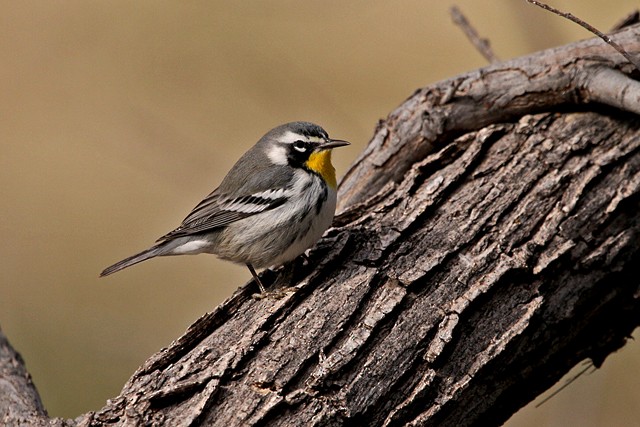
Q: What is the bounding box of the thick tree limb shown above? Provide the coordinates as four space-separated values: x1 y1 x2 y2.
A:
337 22 640 210
2 21 640 427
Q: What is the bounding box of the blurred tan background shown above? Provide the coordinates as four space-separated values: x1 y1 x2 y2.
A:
1 1 638 425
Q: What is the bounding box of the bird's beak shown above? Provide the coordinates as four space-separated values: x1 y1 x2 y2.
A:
319 139 350 150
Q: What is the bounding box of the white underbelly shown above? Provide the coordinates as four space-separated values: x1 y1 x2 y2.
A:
216 177 336 267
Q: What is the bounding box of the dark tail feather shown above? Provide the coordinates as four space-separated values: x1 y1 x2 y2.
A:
100 244 165 277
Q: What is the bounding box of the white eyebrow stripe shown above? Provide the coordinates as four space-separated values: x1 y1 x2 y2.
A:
279 131 325 144
306 136 325 143
280 131 303 144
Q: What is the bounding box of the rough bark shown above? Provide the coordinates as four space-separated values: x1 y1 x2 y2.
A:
2 22 640 427
0 328 51 427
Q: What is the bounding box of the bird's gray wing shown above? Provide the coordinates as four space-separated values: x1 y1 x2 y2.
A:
158 165 295 241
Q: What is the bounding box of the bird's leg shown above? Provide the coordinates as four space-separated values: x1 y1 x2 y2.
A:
248 263 299 300
246 263 266 293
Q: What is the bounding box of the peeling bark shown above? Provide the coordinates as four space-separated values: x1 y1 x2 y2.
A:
2 22 640 427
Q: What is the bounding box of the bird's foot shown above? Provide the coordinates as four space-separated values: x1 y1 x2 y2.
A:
252 286 298 300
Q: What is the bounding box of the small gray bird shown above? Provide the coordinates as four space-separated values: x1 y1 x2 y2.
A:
100 122 349 292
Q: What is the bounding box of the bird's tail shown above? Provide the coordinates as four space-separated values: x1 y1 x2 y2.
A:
100 244 165 277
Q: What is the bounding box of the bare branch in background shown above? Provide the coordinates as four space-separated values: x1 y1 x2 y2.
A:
450 5 500 63
526 0 640 71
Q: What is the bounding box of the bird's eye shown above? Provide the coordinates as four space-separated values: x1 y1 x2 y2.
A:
293 140 307 152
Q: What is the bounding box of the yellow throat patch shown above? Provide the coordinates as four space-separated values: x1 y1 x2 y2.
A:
305 150 337 189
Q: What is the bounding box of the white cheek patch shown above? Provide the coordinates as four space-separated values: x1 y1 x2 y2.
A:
266 144 288 165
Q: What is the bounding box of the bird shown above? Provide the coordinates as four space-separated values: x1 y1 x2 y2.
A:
100 121 349 293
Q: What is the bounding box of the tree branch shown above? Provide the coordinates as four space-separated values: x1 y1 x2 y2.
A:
526 0 640 71
583 66 640 114
337 23 640 210
450 6 500 63
2 19 640 427
0 328 52 427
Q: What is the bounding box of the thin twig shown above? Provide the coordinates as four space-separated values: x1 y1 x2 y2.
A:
450 6 500 63
526 0 640 72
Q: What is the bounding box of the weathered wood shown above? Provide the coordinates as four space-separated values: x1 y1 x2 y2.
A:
337 22 640 210
2 22 640 427
0 328 50 427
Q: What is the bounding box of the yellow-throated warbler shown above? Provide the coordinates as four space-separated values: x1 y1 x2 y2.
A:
100 122 349 292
